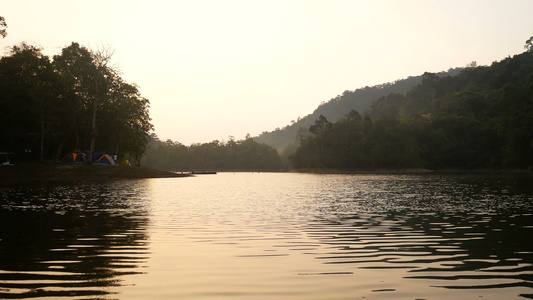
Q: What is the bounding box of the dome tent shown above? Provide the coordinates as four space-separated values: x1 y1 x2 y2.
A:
95 154 115 165
62 152 86 163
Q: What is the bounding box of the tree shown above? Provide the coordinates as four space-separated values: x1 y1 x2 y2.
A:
88 47 117 162
0 43 60 160
309 115 332 165
141 137 281 172
0 41 153 162
309 114 331 135
0 16 7 38
525 36 533 52
53 43 117 162
466 61 478 68
98 78 153 164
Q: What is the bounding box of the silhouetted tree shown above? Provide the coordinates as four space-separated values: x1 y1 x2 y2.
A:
0 16 6 38
0 42 153 162
525 36 533 52
141 136 281 172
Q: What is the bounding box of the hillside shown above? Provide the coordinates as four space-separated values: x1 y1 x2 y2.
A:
254 69 462 152
289 50 533 170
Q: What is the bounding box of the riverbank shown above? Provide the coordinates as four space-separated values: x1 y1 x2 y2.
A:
289 168 435 174
289 167 533 175
0 162 190 183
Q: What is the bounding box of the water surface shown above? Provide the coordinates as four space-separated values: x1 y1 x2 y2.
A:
1 173 532 299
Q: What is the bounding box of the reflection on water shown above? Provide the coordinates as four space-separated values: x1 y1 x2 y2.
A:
0 181 150 298
1 173 532 299
302 175 533 299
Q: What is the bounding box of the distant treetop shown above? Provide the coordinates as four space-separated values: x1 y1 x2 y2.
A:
0 16 7 38
525 36 533 52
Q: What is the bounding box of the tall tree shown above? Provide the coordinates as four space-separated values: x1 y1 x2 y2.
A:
53 43 95 155
99 78 153 164
53 43 116 162
0 43 60 160
88 47 116 162
309 114 331 163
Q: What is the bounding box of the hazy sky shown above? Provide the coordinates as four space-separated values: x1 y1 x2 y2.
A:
2 0 533 145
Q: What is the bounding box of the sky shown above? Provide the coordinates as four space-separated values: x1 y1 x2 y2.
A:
2 0 533 145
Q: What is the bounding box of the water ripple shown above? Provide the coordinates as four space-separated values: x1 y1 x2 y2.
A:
0 180 150 299
1 173 532 299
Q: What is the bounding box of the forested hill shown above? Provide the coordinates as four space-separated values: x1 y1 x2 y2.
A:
290 49 533 170
254 68 462 152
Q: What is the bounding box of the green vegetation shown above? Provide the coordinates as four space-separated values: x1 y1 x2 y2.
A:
254 68 462 154
290 47 533 170
142 135 281 172
3 13 531 173
0 42 153 164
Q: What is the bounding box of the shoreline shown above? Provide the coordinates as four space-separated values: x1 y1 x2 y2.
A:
289 168 434 174
288 168 533 175
2 163 531 184
0 162 190 183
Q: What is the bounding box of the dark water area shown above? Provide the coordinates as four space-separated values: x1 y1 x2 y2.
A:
0 181 151 299
0 173 532 299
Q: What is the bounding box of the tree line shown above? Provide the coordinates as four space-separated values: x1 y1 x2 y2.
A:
254 68 462 153
290 45 533 170
0 42 153 164
141 135 281 172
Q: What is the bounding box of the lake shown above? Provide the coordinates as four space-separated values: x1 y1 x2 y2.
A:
0 172 532 299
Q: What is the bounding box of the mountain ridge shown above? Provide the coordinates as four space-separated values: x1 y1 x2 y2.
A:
254 68 463 152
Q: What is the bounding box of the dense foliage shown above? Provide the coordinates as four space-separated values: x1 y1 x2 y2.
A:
254 69 462 153
142 136 281 172
0 42 153 164
291 49 533 170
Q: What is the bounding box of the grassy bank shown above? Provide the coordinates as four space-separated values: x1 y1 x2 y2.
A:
0 162 190 183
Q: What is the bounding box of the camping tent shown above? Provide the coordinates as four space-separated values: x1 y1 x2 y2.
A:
92 152 105 162
95 154 115 165
62 152 86 163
